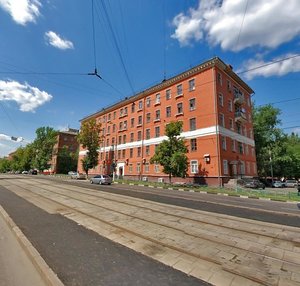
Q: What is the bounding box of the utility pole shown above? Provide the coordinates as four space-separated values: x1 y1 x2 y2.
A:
269 149 274 185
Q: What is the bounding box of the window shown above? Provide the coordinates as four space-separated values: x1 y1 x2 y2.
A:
155 110 160 121
189 79 195 91
124 107 128 115
113 111 116 119
154 164 160 173
107 125 111 134
145 145 150 155
223 160 228 175
226 80 231 91
118 150 121 159
131 103 135 113
136 162 141 173
112 137 115 146
129 163 133 173
108 113 111 121
238 142 244 154
190 138 197 152
145 162 149 172
228 100 232 112
236 123 241 134
229 118 234 130
137 147 141 157
137 131 142 141
189 98 196 111
118 136 122 144
177 84 183 96
146 97 151 107
219 113 225 127
177 103 183 114
123 135 126 144
138 100 143 110
240 161 245 176
129 148 133 158
120 108 123 117
131 118 134 128
138 115 142 125
146 129 150 140
217 72 222 85
221 136 227 150
166 106 171 118
219 93 224 107
231 139 236 152
130 132 134 142
106 138 109 146
123 120 127 130
189 118 196 131
119 122 123 131
155 126 160 137
190 160 198 174
122 149 126 158
146 113 151 123
245 145 249 155
166 89 171 100
155 93 160 104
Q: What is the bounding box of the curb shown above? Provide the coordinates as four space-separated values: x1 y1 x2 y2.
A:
0 206 64 286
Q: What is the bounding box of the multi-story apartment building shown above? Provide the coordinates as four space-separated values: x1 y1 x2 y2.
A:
50 128 79 174
78 57 257 186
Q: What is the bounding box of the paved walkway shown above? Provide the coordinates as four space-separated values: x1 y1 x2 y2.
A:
0 207 48 286
0 184 209 286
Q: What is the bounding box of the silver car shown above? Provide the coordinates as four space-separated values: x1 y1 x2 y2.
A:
90 175 112 185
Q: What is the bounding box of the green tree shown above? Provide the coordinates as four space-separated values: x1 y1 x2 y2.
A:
150 121 188 183
0 158 11 173
253 104 300 178
77 119 102 176
32 127 58 171
56 146 78 174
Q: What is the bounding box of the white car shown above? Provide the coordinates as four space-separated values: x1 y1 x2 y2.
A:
90 175 112 185
70 172 86 180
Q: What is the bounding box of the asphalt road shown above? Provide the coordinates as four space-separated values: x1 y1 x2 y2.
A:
53 177 300 228
0 183 210 286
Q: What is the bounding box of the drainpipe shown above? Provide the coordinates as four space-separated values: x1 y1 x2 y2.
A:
212 67 222 187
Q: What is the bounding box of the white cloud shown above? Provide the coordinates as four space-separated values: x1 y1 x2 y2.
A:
0 0 41 25
45 31 74 50
172 0 300 51
240 54 300 80
0 80 52 112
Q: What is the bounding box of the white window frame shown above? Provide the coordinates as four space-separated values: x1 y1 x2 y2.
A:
155 93 161 104
190 160 198 174
189 79 195 91
223 160 228 175
166 89 171 100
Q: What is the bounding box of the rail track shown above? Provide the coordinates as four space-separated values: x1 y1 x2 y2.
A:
1 177 300 286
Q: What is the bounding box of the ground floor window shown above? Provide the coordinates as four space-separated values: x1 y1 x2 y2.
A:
190 160 198 174
145 162 149 172
154 164 160 173
223 160 228 175
129 163 133 173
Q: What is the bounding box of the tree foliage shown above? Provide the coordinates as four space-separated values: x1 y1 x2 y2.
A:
56 146 78 174
77 119 102 175
253 104 300 178
32 127 58 171
150 121 188 183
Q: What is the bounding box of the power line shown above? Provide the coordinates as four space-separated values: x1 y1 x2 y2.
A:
95 0 135 95
91 0 98 70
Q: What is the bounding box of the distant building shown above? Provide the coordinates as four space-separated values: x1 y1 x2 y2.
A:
49 128 79 174
78 57 257 186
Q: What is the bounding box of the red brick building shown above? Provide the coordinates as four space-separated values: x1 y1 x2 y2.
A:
50 128 79 174
78 57 257 186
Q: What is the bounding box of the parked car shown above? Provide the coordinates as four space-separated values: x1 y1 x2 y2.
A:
29 169 38 175
243 179 265 189
272 180 284 188
90 175 112 185
285 179 298 188
68 171 77 176
71 172 86 180
22 170 28 174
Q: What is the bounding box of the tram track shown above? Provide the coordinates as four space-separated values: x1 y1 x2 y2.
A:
1 178 300 286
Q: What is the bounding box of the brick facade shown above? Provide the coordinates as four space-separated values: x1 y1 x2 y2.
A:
78 57 257 186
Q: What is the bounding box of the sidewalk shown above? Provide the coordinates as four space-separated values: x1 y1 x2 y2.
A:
0 206 59 286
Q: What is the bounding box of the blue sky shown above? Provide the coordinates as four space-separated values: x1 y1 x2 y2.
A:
0 0 300 157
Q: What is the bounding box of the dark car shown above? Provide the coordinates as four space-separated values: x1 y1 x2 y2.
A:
29 169 38 175
243 179 265 189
